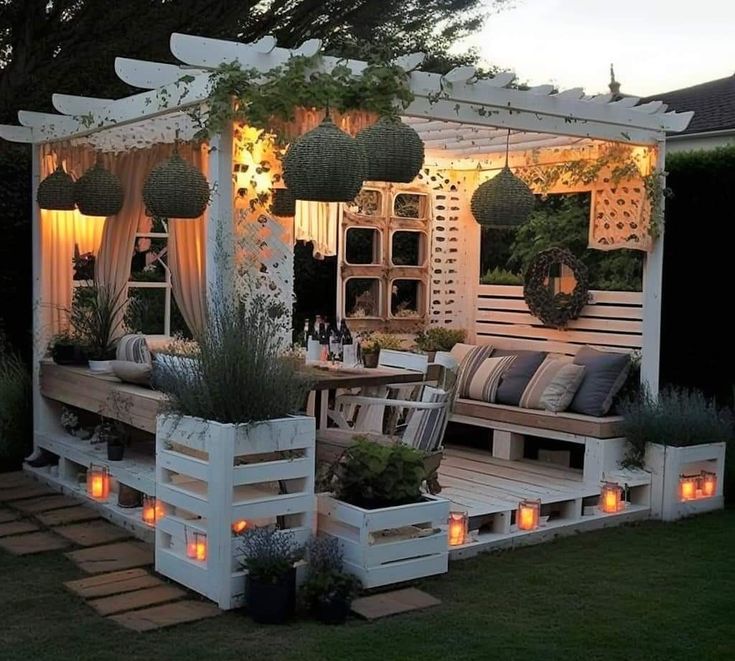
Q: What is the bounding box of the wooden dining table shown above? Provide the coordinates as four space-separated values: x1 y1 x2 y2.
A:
303 362 424 429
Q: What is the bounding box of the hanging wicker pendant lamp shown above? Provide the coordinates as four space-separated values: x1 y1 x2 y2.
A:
282 116 367 202
471 131 536 228
355 116 425 183
37 163 76 210
142 149 210 219
271 187 296 217
75 157 124 217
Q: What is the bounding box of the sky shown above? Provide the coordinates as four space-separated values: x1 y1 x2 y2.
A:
462 0 735 97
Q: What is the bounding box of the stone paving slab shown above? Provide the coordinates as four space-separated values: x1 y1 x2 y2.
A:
0 531 69 555
66 541 154 574
0 509 20 523
37 505 100 527
108 600 221 632
65 568 164 599
0 520 40 537
0 484 54 503
89 585 187 616
12 494 82 514
0 472 33 489
351 588 441 621
54 520 131 547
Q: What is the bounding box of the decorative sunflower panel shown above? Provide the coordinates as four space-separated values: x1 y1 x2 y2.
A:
590 180 652 252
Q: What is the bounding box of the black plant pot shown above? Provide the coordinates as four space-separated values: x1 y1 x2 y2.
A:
52 344 88 366
362 352 379 369
246 568 296 624
107 442 125 461
315 596 351 625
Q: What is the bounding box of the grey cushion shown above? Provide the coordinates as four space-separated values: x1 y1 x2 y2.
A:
569 346 631 417
494 350 548 406
540 364 586 412
111 360 152 387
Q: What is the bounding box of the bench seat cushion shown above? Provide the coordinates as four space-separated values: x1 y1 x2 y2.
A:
452 398 624 439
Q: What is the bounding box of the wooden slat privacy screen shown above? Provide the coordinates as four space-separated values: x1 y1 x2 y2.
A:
474 285 643 355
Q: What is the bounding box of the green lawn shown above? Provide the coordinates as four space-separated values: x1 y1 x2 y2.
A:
1 511 733 661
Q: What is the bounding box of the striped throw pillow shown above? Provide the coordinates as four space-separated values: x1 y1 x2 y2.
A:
466 355 517 403
519 357 576 410
116 334 151 365
456 345 494 398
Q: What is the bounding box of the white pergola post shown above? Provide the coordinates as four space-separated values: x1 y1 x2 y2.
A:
640 139 667 395
205 127 234 310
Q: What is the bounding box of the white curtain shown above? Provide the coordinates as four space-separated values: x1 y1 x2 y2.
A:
294 201 339 258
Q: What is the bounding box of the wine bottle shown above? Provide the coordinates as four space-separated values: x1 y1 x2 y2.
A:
318 319 329 361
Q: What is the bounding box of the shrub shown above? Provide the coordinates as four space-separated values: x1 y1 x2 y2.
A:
330 438 425 508
480 267 523 285
301 536 361 609
68 283 127 360
414 327 465 353
359 332 404 354
0 347 32 466
239 526 303 583
620 387 733 468
153 294 312 424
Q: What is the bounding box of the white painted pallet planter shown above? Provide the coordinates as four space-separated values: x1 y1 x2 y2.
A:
155 413 316 609
317 493 449 589
645 442 726 521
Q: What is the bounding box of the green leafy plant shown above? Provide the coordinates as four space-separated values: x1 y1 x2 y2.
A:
0 343 31 465
620 387 734 469
480 267 523 285
153 294 312 424
330 438 426 508
68 283 127 360
359 332 404 354
239 526 304 584
301 536 361 611
414 327 465 352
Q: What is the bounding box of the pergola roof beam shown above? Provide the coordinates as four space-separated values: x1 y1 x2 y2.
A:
52 94 115 115
115 58 206 89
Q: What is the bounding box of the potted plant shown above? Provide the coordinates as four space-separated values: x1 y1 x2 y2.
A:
49 331 88 366
301 536 361 625
414 327 465 361
358 332 403 368
621 387 732 521
239 526 304 624
97 418 128 461
68 284 127 372
317 438 449 588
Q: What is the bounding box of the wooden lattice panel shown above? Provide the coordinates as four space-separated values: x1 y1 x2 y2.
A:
590 180 652 252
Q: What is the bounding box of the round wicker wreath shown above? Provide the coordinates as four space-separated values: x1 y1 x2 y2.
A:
355 116 425 183
523 247 590 328
37 164 76 210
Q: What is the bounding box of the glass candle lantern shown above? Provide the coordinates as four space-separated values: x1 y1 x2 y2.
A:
186 529 207 561
600 481 623 514
86 464 110 501
517 499 541 531
448 511 469 546
700 471 717 498
232 519 248 534
141 496 164 526
679 474 698 501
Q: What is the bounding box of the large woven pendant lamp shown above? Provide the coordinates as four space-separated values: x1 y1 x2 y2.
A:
37 163 76 210
355 116 425 183
270 187 296 217
75 156 124 217
143 145 210 219
282 115 367 202
471 131 536 228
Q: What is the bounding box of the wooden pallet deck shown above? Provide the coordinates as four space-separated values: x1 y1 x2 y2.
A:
438 445 651 558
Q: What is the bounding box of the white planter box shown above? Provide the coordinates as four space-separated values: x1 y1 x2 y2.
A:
317 493 449 589
645 442 726 521
155 414 316 609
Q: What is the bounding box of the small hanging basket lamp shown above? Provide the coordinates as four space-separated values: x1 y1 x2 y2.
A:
37 163 76 211
75 157 124 217
282 116 367 202
143 149 210 219
270 187 296 217
355 116 425 183
471 131 536 228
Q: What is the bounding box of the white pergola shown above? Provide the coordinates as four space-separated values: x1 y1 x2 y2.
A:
0 32 693 399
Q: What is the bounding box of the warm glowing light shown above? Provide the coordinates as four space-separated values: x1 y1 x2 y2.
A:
142 497 164 526
232 519 249 534
517 499 541 531
448 511 468 546
600 482 623 514
701 471 717 498
86 465 109 500
186 530 207 561
680 475 698 501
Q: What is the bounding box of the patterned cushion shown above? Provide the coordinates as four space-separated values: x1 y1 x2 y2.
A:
456 345 494 398
116 334 151 365
519 356 574 409
569 346 631 416
450 343 478 364
466 356 517 403
539 364 586 412
494 350 548 406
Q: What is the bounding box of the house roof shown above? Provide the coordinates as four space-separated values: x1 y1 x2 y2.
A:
642 75 735 135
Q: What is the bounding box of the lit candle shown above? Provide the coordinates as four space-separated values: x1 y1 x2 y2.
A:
680 476 697 501
448 512 468 546
600 482 622 514
87 465 109 500
517 499 540 531
232 520 248 534
196 539 207 561
91 476 104 498
701 472 717 498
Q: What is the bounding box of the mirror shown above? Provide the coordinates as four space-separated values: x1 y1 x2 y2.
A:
543 262 577 297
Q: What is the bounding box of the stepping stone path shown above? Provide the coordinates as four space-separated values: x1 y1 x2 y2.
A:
351 588 441 621
0 471 221 631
